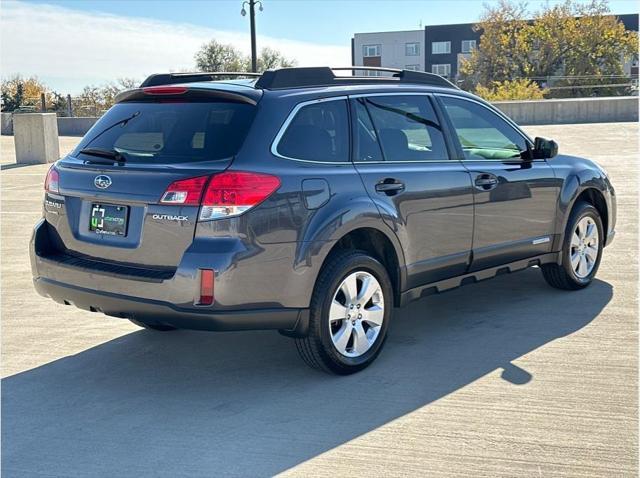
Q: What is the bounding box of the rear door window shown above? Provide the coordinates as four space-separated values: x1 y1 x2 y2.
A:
276 99 350 162
358 95 448 162
72 100 256 164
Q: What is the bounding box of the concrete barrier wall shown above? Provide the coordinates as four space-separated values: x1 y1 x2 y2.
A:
56 117 99 136
493 96 639 125
1 113 13 135
1 115 98 136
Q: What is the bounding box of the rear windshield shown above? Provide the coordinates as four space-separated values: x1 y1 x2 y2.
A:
72 100 256 164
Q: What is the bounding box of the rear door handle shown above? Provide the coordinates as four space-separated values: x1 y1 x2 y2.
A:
375 180 405 195
474 174 498 191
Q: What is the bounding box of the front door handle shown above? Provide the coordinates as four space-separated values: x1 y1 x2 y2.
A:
375 180 405 195
474 174 499 191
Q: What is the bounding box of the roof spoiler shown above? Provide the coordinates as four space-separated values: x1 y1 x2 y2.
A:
140 72 261 88
115 87 258 105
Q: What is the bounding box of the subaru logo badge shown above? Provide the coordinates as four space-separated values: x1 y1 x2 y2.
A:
94 175 112 189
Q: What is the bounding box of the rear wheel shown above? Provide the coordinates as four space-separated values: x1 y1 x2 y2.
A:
128 318 177 331
542 201 603 290
295 251 393 375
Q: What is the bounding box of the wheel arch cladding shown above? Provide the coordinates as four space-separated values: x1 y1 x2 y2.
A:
318 227 403 307
291 193 405 309
561 186 609 246
573 188 608 240
557 170 610 247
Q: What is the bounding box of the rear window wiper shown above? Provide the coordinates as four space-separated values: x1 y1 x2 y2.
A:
79 111 141 151
79 147 126 164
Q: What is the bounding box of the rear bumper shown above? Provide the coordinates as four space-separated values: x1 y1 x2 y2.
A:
33 276 308 332
30 218 314 332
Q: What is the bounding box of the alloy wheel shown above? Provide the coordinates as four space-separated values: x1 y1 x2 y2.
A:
570 216 599 279
328 271 385 358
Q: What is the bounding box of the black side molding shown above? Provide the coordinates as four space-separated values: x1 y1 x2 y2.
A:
399 252 562 307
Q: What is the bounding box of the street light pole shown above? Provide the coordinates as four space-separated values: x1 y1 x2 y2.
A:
241 0 263 73
249 0 257 72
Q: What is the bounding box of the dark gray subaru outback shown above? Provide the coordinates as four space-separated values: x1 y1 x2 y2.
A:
31 67 616 374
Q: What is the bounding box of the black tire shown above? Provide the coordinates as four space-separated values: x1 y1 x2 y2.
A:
295 251 393 375
542 201 604 290
128 318 177 331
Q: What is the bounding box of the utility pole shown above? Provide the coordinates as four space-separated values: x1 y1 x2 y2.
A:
241 0 263 73
66 94 73 117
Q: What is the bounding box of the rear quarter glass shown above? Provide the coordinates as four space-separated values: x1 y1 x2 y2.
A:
72 101 256 164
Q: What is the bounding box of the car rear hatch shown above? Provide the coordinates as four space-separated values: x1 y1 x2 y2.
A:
43 85 260 269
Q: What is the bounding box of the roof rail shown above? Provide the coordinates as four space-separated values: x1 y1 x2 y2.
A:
139 67 458 90
254 66 458 90
140 72 261 87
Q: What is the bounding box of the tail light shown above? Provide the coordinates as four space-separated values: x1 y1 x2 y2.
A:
160 175 209 205
44 165 59 193
143 86 188 95
198 269 215 305
159 171 281 221
199 171 281 220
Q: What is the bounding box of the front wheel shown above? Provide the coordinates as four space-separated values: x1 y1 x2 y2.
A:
542 201 604 290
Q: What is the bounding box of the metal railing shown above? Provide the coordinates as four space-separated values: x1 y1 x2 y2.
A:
3 94 112 117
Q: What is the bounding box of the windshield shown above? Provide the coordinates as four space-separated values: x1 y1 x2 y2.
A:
72 100 256 164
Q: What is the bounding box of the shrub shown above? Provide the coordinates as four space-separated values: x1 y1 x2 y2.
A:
475 79 546 101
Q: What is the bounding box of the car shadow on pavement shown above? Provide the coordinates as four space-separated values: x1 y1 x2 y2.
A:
2 269 612 477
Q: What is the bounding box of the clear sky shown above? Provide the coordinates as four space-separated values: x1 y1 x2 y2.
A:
1 0 638 93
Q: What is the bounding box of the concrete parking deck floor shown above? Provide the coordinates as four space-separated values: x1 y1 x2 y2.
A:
1 123 638 477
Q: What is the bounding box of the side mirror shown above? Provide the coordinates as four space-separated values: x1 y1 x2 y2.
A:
533 137 558 159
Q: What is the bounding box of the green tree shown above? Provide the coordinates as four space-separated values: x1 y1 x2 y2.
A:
194 40 296 73
257 47 296 71
194 40 248 72
75 85 103 116
460 0 638 97
98 78 139 109
1 76 138 115
459 0 531 90
49 91 68 115
475 78 545 101
116 78 138 90
1 81 23 111
73 78 139 115
1 75 51 111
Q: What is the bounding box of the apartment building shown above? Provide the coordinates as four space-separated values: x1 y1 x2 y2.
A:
352 14 639 80
351 30 424 75
425 22 480 79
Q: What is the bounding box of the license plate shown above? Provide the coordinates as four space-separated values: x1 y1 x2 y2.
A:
89 203 128 236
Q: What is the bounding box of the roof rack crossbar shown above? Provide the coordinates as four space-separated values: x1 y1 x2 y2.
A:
254 66 458 90
140 72 261 88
